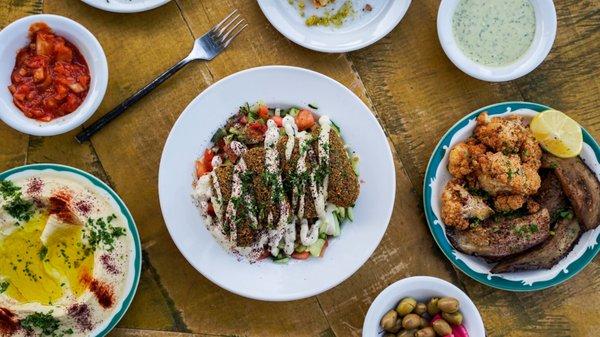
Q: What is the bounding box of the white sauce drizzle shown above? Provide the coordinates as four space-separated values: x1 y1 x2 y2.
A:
283 115 298 160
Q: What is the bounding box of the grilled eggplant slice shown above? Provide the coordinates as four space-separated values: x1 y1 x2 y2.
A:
491 217 581 273
543 154 600 230
534 170 569 220
447 209 551 259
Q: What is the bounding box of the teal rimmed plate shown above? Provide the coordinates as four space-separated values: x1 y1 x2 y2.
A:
0 163 141 336
424 102 600 291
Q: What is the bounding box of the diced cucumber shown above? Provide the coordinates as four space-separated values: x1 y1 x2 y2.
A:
275 108 281 117
331 121 341 133
332 216 341 237
273 257 289 264
295 245 307 253
308 239 326 257
337 206 346 218
210 128 227 143
347 207 354 221
289 108 300 117
318 219 327 234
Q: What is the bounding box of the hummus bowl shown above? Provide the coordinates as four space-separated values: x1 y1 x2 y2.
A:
424 102 600 291
0 164 141 336
159 66 395 301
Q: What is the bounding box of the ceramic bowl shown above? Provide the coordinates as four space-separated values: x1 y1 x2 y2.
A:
0 14 108 136
363 276 486 337
437 0 556 82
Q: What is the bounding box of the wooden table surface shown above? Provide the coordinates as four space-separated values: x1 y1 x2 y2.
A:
1 1 599 336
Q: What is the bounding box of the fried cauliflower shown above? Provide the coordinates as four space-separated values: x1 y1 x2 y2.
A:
441 179 494 230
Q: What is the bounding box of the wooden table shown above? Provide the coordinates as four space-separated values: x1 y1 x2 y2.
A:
1 1 599 336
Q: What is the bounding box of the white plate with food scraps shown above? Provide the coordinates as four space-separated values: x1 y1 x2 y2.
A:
81 0 171 13
258 0 412 53
158 66 395 301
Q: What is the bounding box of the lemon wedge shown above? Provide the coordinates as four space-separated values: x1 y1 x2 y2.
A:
530 109 583 158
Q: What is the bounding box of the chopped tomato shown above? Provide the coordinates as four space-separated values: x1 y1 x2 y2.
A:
291 251 310 260
248 121 267 133
203 149 214 168
195 160 210 178
296 109 316 131
319 239 329 257
258 104 269 120
272 116 283 127
206 202 215 216
223 143 238 162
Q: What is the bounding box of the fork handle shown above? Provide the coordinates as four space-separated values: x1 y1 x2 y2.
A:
75 57 193 143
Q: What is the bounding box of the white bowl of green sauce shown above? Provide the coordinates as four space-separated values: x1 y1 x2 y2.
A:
437 0 556 82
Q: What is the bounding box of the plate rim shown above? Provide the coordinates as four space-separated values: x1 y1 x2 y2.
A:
80 0 172 13
257 0 412 53
0 163 142 336
158 65 396 301
423 101 600 292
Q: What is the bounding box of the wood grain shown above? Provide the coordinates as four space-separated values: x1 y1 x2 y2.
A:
0 0 598 336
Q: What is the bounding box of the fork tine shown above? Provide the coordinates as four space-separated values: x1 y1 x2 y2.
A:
219 18 245 43
211 9 238 33
222 23 247 48
213 14 241 38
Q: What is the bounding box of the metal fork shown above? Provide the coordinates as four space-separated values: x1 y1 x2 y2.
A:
75 10 247 143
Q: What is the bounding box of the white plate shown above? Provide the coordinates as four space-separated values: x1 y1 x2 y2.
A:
257 0 412 53
362 276 486 337
158 66 395 301
81 0 171 13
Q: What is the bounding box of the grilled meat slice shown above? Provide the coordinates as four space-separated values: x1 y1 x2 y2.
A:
447 209 551 258
543 154 600 230
534 170 569 220
491 217 581 273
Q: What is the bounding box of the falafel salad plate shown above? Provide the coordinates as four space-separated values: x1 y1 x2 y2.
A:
158 66 395 301
424 102 600 291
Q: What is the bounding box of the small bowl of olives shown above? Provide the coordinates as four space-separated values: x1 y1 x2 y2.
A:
362 276 485 337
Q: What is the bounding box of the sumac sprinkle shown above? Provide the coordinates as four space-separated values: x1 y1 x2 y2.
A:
26 177 43 196
100 254 119 275
0 308 19 335
67 303 92 331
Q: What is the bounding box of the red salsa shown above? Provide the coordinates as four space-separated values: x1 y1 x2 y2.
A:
8 22 90 121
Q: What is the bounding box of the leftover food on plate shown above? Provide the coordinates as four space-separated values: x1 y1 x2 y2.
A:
452 0 536 66
380 296 469 337
0 172 134 336
8 23 90 122
288 0 372 27
441 111 599 273
192 102 360 263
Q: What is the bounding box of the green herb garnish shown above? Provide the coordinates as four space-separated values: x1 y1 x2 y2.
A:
0 281 9 294
83 214 126 254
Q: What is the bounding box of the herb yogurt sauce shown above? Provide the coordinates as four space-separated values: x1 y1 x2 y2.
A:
452 0 536 66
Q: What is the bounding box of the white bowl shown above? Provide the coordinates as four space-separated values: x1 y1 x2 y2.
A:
257 0 412 53
0 14 108 136
437 0 556 82
158 66 396 301
363 276 486 337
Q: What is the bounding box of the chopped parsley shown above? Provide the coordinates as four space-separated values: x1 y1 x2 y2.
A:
21 311 73 336
38 246 48 261
0 180 20 198
0 281 9 293
559 209 574 220
83 214 126 254
513 223 539 238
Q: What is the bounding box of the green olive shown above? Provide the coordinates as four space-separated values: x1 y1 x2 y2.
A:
414 327 436 337
414 302 427 316
402 313 421 330
419 317 429 328
438 297 460 313
396 297 417 316
427 297 440 316
432 319 453 336
380 310 398 331
442 311 463 325
388 318 403 334
397 329 417 337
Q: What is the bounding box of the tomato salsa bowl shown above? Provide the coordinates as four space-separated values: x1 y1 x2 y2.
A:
0 14 108 136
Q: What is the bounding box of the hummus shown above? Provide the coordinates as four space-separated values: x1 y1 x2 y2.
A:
0 171 134 336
